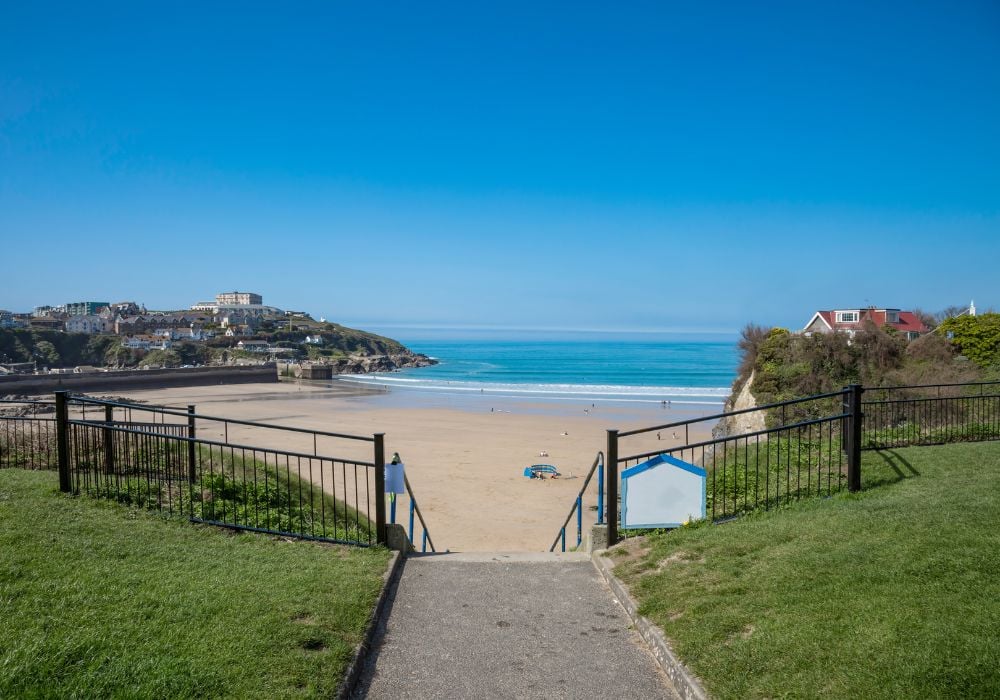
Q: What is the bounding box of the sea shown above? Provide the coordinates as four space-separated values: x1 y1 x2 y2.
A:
336 332 739 408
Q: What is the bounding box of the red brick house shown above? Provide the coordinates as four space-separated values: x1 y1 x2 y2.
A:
802 308 929 341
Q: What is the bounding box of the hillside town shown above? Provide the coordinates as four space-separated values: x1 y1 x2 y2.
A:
0 291 431 374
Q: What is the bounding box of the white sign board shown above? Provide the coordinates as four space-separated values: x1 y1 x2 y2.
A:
621 454 706 529
384 462 405 495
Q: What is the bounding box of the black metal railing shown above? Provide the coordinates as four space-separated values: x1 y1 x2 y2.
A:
592 379 1000 545
861 381 1000 449
56 392 388 547
608 389 856 542
0 398 58 470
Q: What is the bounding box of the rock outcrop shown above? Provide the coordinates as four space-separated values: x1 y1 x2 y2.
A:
712 369 767 441
328 353 437 374
281 352 436 379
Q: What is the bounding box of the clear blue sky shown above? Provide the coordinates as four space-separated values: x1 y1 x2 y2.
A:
2 1 997 334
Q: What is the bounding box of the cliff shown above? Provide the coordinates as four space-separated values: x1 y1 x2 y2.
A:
712 369 766 440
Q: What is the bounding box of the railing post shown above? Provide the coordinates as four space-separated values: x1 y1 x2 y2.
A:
103 404 114 475
576 495 583 548
607 429 619 546
373 433 387 546
187 405 197 483
597 454 605 525
409 498 415 544
55 391 70 493
847 384 863 492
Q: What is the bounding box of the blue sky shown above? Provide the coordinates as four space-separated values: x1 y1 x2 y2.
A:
1 1 997 335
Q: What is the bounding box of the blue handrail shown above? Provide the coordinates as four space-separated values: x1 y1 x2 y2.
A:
548 451 604 552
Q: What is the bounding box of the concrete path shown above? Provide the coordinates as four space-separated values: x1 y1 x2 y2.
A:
353 552 678 699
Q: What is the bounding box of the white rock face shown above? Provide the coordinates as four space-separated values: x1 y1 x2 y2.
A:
715 370 767 441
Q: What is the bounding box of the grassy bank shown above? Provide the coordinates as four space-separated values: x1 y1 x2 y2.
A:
0 469 391 698
613 441 1000 699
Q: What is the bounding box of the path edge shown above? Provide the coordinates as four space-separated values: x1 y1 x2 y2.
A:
591 550 709 700
336 549 403 699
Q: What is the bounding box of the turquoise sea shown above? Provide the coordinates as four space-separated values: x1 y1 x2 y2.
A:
338 334 738 407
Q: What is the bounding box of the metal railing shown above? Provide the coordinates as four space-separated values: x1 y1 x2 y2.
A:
861 381 1000 449
388 472 437 553
608 389 856 542
549 452 604 552
0 398 57 470
55 392 388 547
589 379 1000 546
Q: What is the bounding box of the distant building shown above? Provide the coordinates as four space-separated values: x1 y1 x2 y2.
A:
190 302 284 318
236 340 270 353
65 315 111 334
109 301 143 316
65 301 110 316
216 291 262 306
122 335 171 351
802 307 929 341
28 317 65 331
304 335 324 345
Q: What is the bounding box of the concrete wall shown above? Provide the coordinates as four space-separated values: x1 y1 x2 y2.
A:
0 364 277 396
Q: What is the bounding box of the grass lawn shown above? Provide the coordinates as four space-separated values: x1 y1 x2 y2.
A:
612 441 1000 699
0 469 391 698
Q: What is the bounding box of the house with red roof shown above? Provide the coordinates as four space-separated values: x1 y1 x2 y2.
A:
802 307 929 341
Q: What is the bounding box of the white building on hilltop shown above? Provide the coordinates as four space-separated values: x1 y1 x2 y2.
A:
216 291 262 306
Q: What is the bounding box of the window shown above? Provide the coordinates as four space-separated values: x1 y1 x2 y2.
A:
836 311 858 323
886 311 900 323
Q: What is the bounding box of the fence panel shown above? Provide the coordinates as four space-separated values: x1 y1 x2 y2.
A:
64 396 382 547
612 390 852 526
862 383 1000 450
0 399 57 470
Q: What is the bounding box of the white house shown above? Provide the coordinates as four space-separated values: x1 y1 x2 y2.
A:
65 315 110 334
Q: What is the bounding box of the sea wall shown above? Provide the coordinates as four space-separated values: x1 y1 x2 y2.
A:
0 364 277 396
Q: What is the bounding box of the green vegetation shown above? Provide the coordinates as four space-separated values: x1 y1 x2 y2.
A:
614 442 1000 699
138 348 182 368
0 329 120 368
271 321 410 357
704 426 846 519
0 469 391 698
736 313 1000 409
938 313 1000 369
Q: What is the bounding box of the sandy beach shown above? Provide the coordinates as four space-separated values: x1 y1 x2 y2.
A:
116 381 717 552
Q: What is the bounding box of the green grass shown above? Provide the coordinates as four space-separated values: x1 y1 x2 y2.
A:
613 441 1000 699
0 469 391 698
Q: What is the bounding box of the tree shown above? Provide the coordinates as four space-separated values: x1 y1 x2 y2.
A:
735 323 771 380
139 349 182 368
35 340 60 367
937 313 1000 368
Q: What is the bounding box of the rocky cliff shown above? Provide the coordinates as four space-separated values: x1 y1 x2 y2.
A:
328 352 436 374
712 369 766 440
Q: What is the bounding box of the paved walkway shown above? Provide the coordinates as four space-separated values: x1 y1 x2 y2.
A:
353 552 678 699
